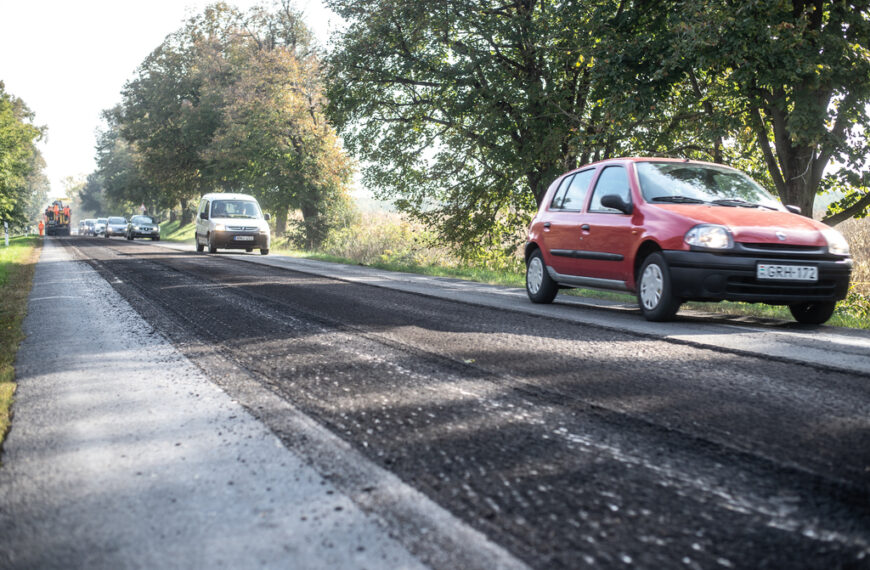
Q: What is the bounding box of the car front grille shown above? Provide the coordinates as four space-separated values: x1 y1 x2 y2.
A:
725 276 839 298
228 226 258 232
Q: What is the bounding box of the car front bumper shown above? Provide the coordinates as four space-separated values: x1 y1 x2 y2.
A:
662 250 852 305
211 231 270 249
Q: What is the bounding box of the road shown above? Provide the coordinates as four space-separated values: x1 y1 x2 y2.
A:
13 236 870 568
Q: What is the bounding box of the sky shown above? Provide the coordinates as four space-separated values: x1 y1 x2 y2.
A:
0 0 339 199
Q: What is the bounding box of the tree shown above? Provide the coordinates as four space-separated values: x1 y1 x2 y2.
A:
325 0 674 254
0 81 45 228
664 0 870 222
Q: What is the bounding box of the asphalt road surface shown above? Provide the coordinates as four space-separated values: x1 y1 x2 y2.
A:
16 236 870 568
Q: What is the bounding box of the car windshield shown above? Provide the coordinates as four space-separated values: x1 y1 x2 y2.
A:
211 200 261 219
108 217 125 224
132 216 154 224
635 162 783 210
96 218 107 223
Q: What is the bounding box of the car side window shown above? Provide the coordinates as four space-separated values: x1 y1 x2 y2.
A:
588 166 630 213
560 169 595 211
549 175 574 209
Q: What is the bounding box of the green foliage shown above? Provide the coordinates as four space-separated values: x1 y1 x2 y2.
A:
0 82 46 229
96 2 354 247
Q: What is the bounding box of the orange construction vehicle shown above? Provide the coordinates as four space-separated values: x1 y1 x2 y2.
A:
44 200 71 236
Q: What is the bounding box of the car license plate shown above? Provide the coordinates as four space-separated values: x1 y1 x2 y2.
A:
234 235 254 241
756 264 818 282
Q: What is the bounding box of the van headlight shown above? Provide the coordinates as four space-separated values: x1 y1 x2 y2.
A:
685 224 733 249
822 229 850 256
214 223 226 231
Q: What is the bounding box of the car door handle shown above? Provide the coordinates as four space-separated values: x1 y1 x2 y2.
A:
580 224 590 231
543 222 551 228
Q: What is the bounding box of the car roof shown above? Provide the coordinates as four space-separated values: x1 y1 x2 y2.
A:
201 192 258 201
557 156 740 179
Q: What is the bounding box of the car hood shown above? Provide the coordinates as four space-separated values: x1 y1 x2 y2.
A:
653 204 828 246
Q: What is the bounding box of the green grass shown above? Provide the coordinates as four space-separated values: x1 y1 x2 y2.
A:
0 236 41 451
158 219 196 243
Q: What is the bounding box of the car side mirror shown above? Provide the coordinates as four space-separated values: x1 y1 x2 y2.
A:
785 204 801 215
200 211 208 220
600 193 633 215
264 213 271 221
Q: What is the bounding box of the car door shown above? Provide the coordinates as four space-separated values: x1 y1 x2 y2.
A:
540 168 597 276
572 165 638 283
195 199 209 242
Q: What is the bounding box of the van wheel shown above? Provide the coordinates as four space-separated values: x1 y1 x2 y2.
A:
789 301 836 325
260 248 269 255
196 240 204 253
525 249 558 303
637 253 681 321
246 248 253 253
208 233 217 253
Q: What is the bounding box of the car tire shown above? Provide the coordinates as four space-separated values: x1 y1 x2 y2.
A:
525 249 558 304
196 238 204 253
153 236 160 241
208 233 217 253
246 248 253 253
637 252 681 321
260 248 269 255
789 301 836 325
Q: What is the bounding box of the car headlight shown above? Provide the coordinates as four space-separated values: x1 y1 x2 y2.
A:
132 225 140 230
155 225 160 232
822 229 850 256
685 224 733 249
214 223 226 231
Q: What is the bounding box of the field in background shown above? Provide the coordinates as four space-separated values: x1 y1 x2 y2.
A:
0 237 41 451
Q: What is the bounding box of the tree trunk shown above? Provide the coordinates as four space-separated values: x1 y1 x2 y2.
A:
180 205 194 225
169 209 178 223
274 205 289 236
779 147 817 218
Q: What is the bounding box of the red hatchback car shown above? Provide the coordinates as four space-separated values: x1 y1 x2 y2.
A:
525 158 853 324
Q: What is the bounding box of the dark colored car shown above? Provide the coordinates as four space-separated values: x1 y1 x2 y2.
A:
525 158 852 324
126 215 160 240
105 216 127 238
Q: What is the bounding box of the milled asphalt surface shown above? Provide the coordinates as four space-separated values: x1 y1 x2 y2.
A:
4 236 870 569
0 239 522 569
155 241 870 377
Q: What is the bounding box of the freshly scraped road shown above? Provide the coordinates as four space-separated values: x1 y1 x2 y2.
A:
6 236 870 569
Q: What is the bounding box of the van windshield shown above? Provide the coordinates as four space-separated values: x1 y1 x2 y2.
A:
211 200 261 219
636 162 783 211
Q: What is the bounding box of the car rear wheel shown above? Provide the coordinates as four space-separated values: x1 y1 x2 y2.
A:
637 252 680 321
260 248 269 255
789 301 836 325
525 249 558 304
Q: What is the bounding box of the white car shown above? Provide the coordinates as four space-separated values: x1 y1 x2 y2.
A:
195 192 271 255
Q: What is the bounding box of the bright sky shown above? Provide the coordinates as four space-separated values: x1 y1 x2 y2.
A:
0 0 338 199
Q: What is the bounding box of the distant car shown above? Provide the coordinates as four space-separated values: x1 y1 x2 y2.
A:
126 215 160 240
77 220 86 235
524 157 852 324
94 218 108 237
104 216 127 238
195 192 271 255
83 219 96 236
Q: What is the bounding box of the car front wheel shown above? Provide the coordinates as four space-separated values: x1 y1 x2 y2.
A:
525 249 558 304
789 301 836 325
208 233 217 253
637 252 680 321
260 248 269 255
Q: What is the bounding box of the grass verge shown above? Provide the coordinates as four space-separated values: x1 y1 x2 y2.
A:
0 236 41 450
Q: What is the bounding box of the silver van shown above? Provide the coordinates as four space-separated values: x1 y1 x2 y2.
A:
195 193 271 255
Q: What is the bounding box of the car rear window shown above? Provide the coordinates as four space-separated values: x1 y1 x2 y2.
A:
550 169 595 210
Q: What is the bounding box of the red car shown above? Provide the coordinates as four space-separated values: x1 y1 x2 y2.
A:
524 158 852 324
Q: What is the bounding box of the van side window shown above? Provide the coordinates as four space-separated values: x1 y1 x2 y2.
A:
588 166 630 213
549 175 574 210
560 169 595 211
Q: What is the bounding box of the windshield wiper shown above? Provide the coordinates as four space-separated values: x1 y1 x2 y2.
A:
711 198 778 210
651 196 707 204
